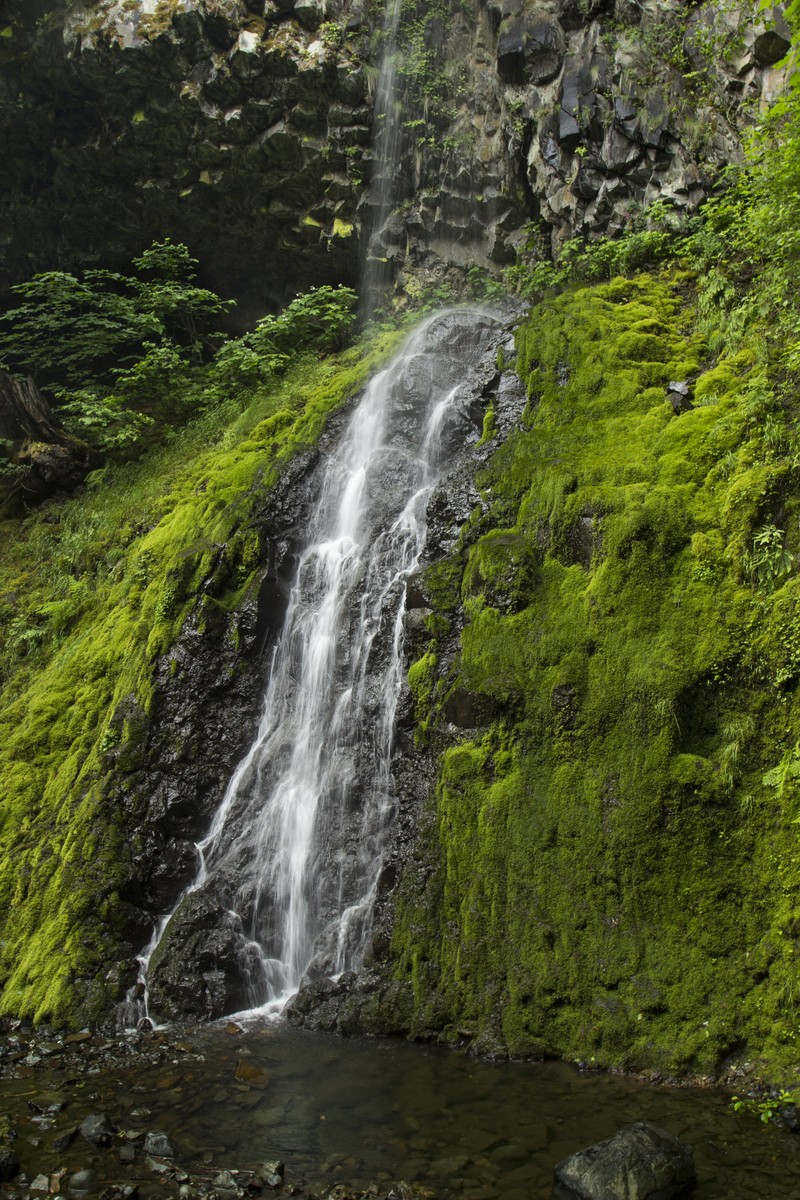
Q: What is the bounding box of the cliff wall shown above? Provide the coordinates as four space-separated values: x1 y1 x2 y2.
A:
0 0 789 313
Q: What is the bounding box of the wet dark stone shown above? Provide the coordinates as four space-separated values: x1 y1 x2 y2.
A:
146 892 256 1022
667 381 693 415
79 1112 115 1147
753 28 791 66
524 19 566 83
553 1121 696 1200
442 686 482 729
68 1168 98 1195
776 1103 800 1132
52 1125 79 1152
143 1130 176 1158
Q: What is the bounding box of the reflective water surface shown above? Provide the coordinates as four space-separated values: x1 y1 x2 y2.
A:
3 1023 800 1198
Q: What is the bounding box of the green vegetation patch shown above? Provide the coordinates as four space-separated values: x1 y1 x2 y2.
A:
392 273 800 1079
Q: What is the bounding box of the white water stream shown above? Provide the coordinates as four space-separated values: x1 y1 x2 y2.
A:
133 310 498 1024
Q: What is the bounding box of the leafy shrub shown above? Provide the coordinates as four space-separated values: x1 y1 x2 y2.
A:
0 239 232 389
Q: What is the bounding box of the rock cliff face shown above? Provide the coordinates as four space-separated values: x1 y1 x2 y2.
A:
0 0 790 312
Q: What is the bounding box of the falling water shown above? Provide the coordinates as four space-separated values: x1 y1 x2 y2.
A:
134 308 504 1023
361 0 404 308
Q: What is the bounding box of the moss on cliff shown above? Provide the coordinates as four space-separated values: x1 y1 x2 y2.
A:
392 272 800 1079
0 332 400 1025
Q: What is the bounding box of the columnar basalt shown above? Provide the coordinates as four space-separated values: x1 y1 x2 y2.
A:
0 0 790 309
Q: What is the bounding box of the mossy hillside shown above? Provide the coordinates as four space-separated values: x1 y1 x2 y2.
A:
0 332 400 1026
392 273 800 1078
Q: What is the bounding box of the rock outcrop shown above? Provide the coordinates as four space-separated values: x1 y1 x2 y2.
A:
553 1122 696 1200
0 0 790 311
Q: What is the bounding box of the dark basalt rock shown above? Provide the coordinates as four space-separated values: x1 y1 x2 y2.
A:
79 1113 115 1148
0 0 774 312
0 1147 20 1181
497 15 565 85
667 380 694 415
553 1122 696 1200
753 28 791 66
143 1130 176 1158
146 892 257 1022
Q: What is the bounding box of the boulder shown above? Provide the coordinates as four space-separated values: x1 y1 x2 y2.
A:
753 28 791 67
146 891 257 1022
143 1131 176 1158
0 1147 20 1182
497 14 565 85
554 1121 696 1200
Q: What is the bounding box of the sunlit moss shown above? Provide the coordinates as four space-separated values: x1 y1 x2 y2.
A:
393 273 800 1080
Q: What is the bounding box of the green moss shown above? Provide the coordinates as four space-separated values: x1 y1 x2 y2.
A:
408 649 438 745
0 330 402 1025
391 273 800 1080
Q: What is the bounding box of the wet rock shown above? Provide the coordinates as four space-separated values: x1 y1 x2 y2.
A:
146 892 255 1022
234 1060 268 1084
143 1130 176 1158
79 1112 115 1147
553 1121 696 1200
497 14 565 85
775 1102 800 1132
753 28 791 66
67 1167 98 1194
52 1125 79 1152
667 381 693 415
253 1160 285 1188
212 1168 240 1192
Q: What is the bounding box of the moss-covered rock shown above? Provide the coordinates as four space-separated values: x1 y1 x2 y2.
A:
388 272 800 1081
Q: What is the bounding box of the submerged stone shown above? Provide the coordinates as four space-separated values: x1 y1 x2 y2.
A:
143 1130 176 1158
553 1121 696 1200
0 1147 20 1181
79 1113 115 1147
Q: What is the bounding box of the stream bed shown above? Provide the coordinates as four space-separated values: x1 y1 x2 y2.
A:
2 1021 800 1199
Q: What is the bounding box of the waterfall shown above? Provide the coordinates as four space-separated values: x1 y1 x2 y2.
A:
133 307 505 1024
361 0 404 309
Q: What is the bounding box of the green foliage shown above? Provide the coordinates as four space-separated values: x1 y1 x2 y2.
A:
742 524 793 592
0 270 160 387
0 261 357 476
731 1089 797 1124
58 389 155 452
210 286 357 395
253 285 357 355
505 203 682 300
0 239 232 388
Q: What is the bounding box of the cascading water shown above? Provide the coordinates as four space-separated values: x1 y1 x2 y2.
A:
361 0 404 307
133 308 506 1024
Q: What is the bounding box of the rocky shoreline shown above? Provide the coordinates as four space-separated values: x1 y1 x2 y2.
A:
1 1015 799 1200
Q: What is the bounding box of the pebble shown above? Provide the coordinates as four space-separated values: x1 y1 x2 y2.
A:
143 1130 176 1157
